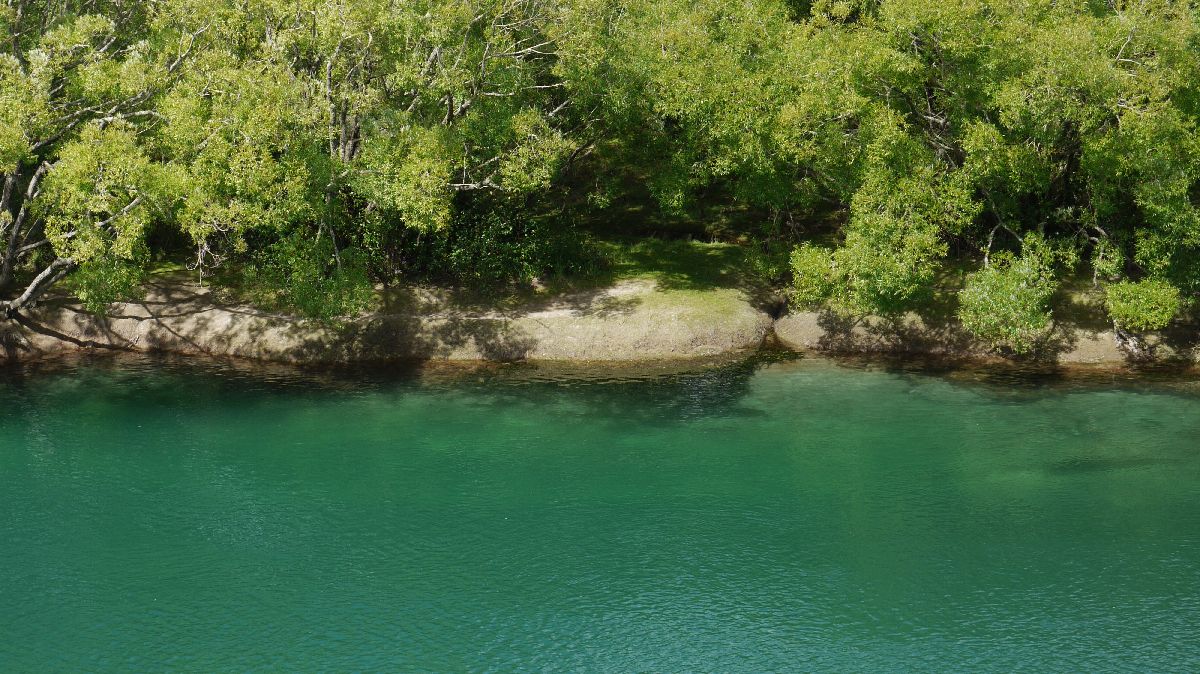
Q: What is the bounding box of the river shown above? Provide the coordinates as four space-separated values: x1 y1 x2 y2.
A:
2 355 1198 670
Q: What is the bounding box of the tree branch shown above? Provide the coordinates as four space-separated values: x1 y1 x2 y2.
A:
1 257 75 318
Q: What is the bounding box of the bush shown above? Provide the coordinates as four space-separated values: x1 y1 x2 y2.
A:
790 243 837 308
958 247 1058 354
244 234 375 320
1105 279 1181 332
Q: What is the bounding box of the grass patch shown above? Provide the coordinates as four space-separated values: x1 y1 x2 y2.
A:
598 238 750 290
145 236 784 317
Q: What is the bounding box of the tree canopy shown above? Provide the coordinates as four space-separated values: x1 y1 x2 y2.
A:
2 0 1200 350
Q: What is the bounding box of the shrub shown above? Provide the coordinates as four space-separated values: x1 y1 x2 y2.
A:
958 247 1057 354
790 243 837 308
1105 279 1181 332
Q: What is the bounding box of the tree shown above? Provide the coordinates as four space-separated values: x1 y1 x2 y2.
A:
787 0 1200 347
0 0 592 318
159 0 583 313
0 0 203 315
3 0 1200 338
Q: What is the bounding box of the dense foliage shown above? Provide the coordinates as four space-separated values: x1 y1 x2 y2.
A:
2 0 1199 349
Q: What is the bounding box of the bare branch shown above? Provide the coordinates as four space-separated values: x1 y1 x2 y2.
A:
95 195 144 231
449 178 501 191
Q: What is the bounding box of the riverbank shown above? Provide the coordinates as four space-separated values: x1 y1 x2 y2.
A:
773 311 1199 367
0 277 772 364
2 274 1196 369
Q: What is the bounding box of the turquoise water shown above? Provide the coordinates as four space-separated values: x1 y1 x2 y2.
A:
1 356 1198 671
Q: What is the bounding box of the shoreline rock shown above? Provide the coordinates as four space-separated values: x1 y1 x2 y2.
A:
3 279 1196 369
1 279 773 364
772 310 1198 366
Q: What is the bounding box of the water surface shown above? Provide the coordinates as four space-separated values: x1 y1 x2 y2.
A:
2 356 1198 671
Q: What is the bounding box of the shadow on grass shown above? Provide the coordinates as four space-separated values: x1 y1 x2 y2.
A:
368 236 783 321
591 238 788 316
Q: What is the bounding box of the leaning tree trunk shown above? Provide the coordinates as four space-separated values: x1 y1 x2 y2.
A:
0 162 67 318
0 162 51 293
